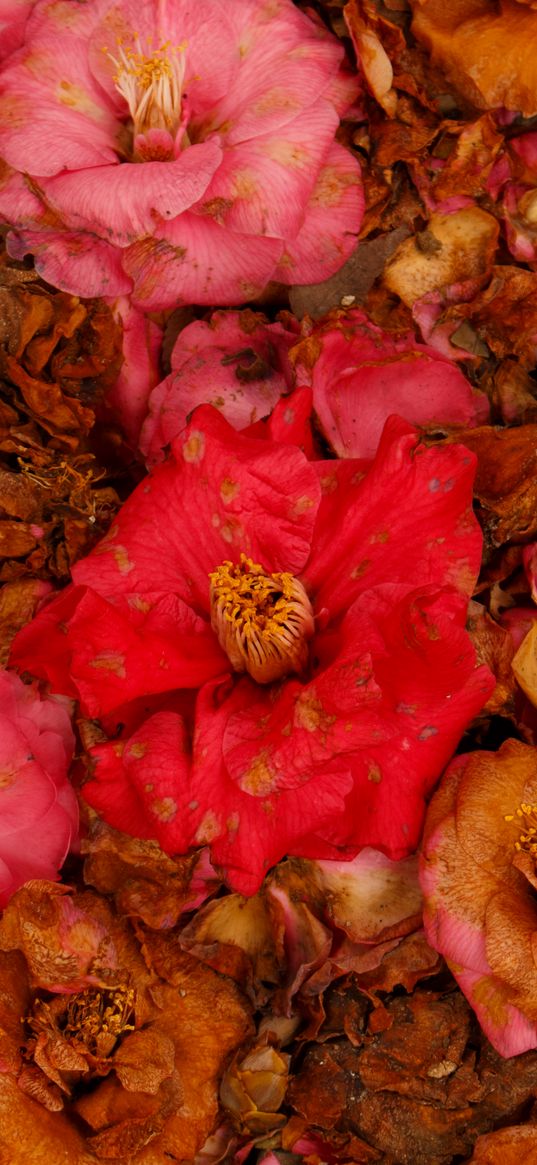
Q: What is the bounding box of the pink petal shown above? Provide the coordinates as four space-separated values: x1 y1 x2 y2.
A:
274 141 364 284
123 212 283 310
204 0 347 145
140 310 296 465
102 297 163 447
298 308 489 459
39 141 222 243
7 228 133 297
0 670 78 906
197 101 339 240
0 0 119 175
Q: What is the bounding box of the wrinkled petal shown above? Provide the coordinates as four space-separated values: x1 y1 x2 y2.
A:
304 416 482 621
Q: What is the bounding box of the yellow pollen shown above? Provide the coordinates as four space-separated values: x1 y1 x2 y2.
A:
29 985 136 1059
209 553 314 684
105 33 188 145
505 803 537 856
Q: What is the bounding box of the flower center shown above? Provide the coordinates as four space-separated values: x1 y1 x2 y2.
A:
106 34 188 158
29 984 136 1059
209 553 314 684
505 802 537 858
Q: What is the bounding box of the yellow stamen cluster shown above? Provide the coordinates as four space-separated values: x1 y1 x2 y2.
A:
30 985 135 1058
504 803 537 857
106 33 187 141
209 553 314 684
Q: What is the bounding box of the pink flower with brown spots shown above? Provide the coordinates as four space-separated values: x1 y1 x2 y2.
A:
12 409 493 893
0 0 363 308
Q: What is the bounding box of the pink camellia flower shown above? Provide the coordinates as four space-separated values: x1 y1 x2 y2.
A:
140 309 298 466
293 307 490 459
0 669 78 906
420 740 537 1057
11 407 493 893
0 0 363 308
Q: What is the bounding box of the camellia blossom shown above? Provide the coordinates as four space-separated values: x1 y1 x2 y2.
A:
140 309 298 466
0 0 363 308
420 740 537 1057
11 407 493 893
0 668 78 905
292 308 490 459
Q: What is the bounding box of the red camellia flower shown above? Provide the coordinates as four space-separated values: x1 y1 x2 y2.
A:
0 669 78 905
0 0 363 307
11 408 493 893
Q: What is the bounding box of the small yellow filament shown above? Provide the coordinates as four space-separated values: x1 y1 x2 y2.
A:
105 33 187 140
209 553 314 684
505 803 537 856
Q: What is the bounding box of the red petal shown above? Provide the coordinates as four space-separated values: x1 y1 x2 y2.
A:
304 415 482 622
85 712 194 851
74 407 321 614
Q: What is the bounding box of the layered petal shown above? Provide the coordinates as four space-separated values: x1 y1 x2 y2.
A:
0 670 78 906
293 308 489 460
304 416 482 622
421 741 537 1056
139 310 297 466
190 679 354 895
37 141 222 244
73 408 321 612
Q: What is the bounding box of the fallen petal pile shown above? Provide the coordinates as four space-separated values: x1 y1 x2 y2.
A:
4 0 537 1159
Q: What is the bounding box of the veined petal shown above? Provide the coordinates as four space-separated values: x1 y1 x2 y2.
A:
11 585 227 715
197 102 339 240
73 408 321 614
85 712 194 852
39 141 222 243
303 416 482 622
191 678 353 895
0 0 119 175
274 141 364 284
124 213 283 310
6 228 133 298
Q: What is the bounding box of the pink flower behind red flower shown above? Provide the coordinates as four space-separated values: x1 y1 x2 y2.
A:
293 308 490 459
0 0 363 308
12 408 493 893
0 669 78 906
140 309 298 466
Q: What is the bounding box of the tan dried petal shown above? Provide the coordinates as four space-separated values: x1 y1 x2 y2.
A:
383 207 499 306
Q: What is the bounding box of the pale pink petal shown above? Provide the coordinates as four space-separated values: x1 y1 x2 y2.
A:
124 213 283 310
7 228 133 297
140 310 295 465
274 141 364 284
197 102 339 240
0 0 119 175
204 0 346 144
39 141 222 243
103 297 163 446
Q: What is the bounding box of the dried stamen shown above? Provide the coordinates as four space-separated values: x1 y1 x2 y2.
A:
209 553 314 684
